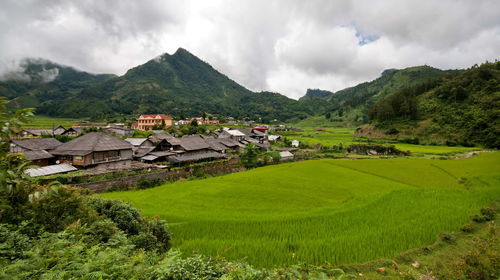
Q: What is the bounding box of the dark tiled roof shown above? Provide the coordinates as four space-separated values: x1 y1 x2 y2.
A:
134 147 156 158
217 138 242 148
51 132 132 156
178 135 211 151
62 127 84 135
204 138 227 151
12 138 62 151
125 138 149 146
23 150 54 160
149 133 174 143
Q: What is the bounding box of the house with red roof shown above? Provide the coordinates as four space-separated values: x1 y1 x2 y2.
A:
132 114 173 131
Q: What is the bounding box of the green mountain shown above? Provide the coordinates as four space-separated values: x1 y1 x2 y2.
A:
300 66 453 124
300 88 334 100
366 62 500 148
3 49 322 122
1 58 116 110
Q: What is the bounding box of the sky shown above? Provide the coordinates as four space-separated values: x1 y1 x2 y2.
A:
0 0 499 99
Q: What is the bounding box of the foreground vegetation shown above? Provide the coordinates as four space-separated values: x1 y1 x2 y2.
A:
103 153 500 267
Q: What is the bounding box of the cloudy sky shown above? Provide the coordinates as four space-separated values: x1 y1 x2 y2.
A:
1 0 499 99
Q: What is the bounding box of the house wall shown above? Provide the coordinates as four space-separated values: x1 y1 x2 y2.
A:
120 149 133 159
93 159 132 172
182 148 214 156
10 144 27 153
31 158 50 167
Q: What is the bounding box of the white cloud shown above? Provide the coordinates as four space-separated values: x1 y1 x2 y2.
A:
0 0 498 99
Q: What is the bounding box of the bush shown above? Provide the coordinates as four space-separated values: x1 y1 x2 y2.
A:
385 127 399 135
130 232 159 251
137 177 164 190
28 185 96 232
87 197 142 235
472 207 497 223
0 224 30 260
144 217 171 251
480 207 496 221
159 255 225 280
192 167 207 178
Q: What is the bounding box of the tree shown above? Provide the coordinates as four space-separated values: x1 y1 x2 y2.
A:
0 98 35 223
240 143 259 168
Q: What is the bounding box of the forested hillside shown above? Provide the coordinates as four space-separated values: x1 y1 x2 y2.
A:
366 62 500 148
0 58 115 111
2 49 324 122
300 66 453 124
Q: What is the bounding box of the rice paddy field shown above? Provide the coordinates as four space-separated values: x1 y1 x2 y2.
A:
102 152 500 268
22 116 84 128
279 127 479 155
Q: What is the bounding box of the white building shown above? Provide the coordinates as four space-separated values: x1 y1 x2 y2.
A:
291 140 300 148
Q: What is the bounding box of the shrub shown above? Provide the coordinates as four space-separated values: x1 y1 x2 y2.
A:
87 197 141 235
158 255 225 280
137 177 164 190
0 224 30 260
130 232 159 251
28 185 96 232
144 217 171 251
192 167 207 178
480 207 496 221
385 127 400 135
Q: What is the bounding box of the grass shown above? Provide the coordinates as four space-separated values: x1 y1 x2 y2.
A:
22 115 85 128
101 152 500 268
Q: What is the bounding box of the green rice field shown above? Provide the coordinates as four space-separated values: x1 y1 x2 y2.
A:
102 152 500 267
280 127 479 155
22 116 84 128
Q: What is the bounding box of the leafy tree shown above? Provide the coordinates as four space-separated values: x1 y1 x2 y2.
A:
240 143 259 168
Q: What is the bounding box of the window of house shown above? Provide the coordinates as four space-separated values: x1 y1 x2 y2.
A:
74 156 83 161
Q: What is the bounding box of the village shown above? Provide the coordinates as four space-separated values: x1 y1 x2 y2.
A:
11 114 299 180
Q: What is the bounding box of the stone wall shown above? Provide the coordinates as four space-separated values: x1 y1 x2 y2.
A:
73 158 243 192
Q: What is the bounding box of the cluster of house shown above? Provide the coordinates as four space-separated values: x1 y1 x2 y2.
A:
176 117 220 126
11 122 295 177
130 114 219 131
18 123 135 138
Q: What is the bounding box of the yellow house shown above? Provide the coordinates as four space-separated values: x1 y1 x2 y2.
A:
132 114 173 131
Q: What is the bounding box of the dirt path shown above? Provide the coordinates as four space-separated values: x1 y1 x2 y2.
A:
455 150 492 159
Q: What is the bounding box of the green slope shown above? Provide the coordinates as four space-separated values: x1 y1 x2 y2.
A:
102 153 500 267
1 58 115 112
4 49 323 121
367 61 500 148
299 66 453 124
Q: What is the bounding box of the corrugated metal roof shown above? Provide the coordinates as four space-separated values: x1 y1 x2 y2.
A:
279 151 294 158
25 164 77 177
226 130 246 136
140 155 158 161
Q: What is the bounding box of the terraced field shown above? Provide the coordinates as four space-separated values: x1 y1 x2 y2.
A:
279 127 479 155
22 116 84 128
102 153 500 267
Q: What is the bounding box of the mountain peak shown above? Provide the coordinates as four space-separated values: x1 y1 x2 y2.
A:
173 47 190 55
